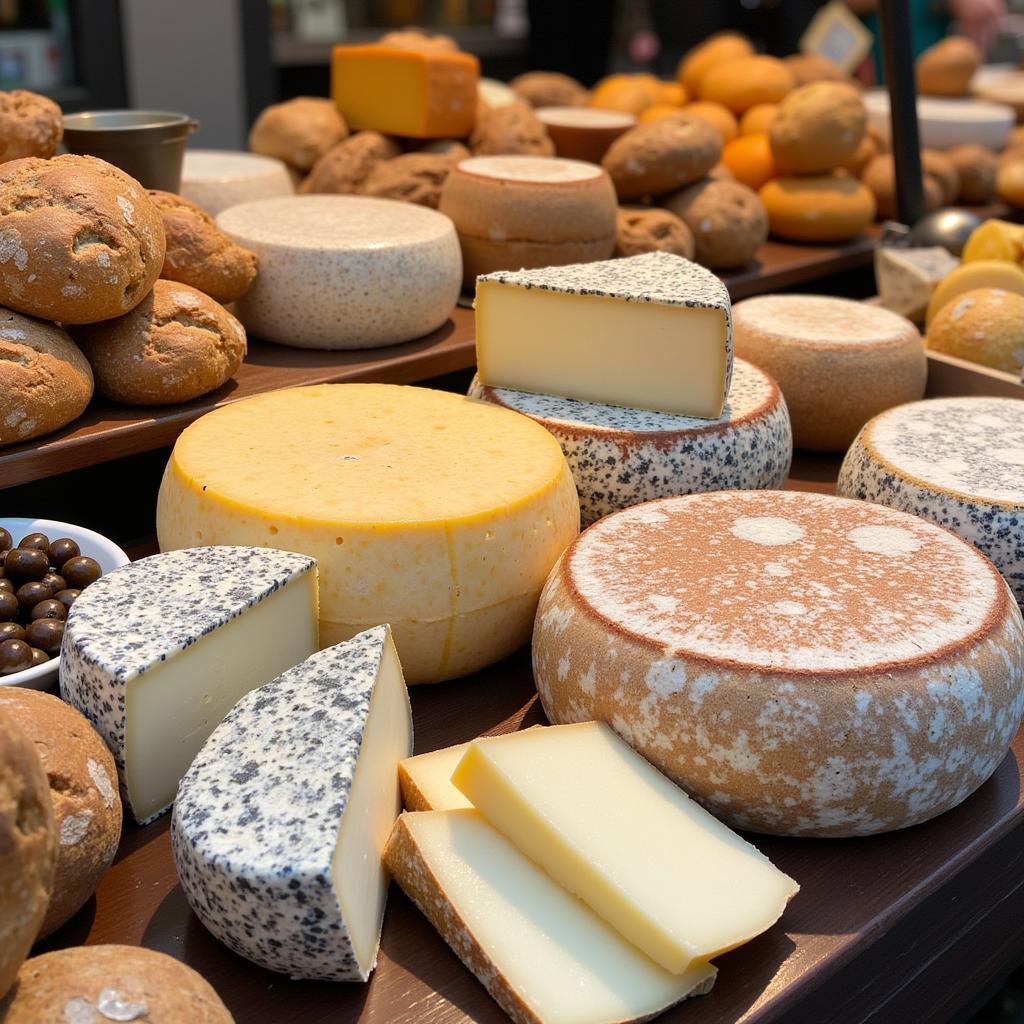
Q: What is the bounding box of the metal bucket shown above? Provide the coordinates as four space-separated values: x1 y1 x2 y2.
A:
62 110 199 192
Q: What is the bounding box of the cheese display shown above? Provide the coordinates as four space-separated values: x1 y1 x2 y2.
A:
180 149 294 217
156 384 579 684
332 44 479 138
535 106 637 163
533 491 1024 837
399 742 473 812
217 196 461 349
476 252 733 419
468 356 791 525
732 293 926 450
173 626 412 982
385 810 717 1024
452 723 799 972
924 258 1024 324
60 546 318 823
838 397 1024 604
875 245 959 321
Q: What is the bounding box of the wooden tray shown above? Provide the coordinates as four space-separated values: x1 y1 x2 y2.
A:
926 350 1024 400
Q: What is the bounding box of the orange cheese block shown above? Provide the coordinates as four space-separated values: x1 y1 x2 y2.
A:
332 44 479 139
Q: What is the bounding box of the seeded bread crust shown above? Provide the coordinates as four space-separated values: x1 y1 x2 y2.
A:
0 90 62 162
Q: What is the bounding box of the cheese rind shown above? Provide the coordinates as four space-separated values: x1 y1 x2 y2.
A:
60 546 318 824
172 626 412 982
180 149 294 217
925 258 1024 324
475 252 733 419
399 743 473 811
385 810 717 1024
875 245 959 321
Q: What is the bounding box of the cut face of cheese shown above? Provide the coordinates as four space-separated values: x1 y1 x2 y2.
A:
332 44 479 138
60 546 318 824
451 722 799 975
475 252 732 418
172 626 413 982
385 810 717 1024
875 245 959 321
399 743 473 811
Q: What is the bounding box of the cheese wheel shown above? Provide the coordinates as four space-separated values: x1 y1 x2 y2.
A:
157 384 580 684
180 149 294 217
535 107 636 163
926 287 1024 375
468 357 792 525
925 259 1024 325
838 397 1024 603
759 174 875 243
534 490 1024 837
439 155 617 286
217 196 461 349
733 294 926 451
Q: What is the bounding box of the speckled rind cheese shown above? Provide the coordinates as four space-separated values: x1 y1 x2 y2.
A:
156 384 580 685
838 397 1024 604
172 626 412 982
533 490 1024 837
180 149 294 217
217 195 461 349
60 546 318 824
468 357 790 525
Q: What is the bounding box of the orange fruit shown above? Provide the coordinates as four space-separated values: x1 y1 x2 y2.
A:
639 102 689 124
740 103 778 135
654 81 687 106
678 32 754 94
721 132 779 190
590 74 660 115
699 56 797 113
681 101 739 144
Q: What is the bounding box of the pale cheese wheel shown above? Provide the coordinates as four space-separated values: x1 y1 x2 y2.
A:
180 149 294 217
732 294 926 451
536 107 636 164
534 490 1024 837
468 357 792 525
157 384 580 684
217 196 462 349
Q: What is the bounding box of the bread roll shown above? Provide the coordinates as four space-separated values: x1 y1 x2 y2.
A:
0 90 61 162
662 177 768 268
946 144 997 204
615 205 695 259
922 149 959 205
300 131 401 194
249 96 348 172
510 70 588 108
916 36 980 97
769 81 866 174
361 151 458 208
470 103 555 156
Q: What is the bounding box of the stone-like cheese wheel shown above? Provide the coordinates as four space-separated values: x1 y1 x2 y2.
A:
181 149 294 217
534 490 1024 837
157 383 580 684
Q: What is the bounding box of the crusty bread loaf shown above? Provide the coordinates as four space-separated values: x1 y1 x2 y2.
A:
0 155 164 323
615 205 695 258
769 81 866 174
300 131 401 194
74 280 246 406
662 177 767 268
0 90 62 162
361 151 459 208
0 689 121 938
249 96 348 172
510 70 589 108
945 143 997 204
149 190 257 304
470 103 555 156
861 152 944 220
916 36 980 97
0 310 92 446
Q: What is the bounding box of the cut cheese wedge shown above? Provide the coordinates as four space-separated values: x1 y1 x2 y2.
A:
451 721 798 975
399 742 473 811
924 258 1024 324
385 810 716 1024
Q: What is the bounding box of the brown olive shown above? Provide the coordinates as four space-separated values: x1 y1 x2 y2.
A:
0 638 32 674
16 581 52 615
18 532 50 552
0 527 11 552
25 618 63 655
0 621 25 642
53 589 80 613
62 556 101 589
29 646 50 666
29 599 66 622
4 547 50 583
40 572 66 595
48 537 80 567
0 578 12 594
0 591 18 621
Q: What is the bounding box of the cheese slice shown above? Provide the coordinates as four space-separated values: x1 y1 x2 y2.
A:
452 722 798 975
925 258 1024 324
475 252 733 418
961 219 1024 263
172 626 413 982
332 44 479 138
385 810 717 1024
399 743 473 811
875 245 959 321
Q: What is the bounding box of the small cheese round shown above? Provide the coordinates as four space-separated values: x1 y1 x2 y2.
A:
769 81 866 174
218 195 461 349
678 33 754 95
838 397 1024 603
698 55 796 114
536 107 636 164
534 490 1024 837
760 174 875 243
662 178 768 269
157 383 580 684
181 149 294 217
732 294 926 451
926 287 1024 376
468 357 792 525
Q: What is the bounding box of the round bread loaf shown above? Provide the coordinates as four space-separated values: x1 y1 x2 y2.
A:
945 143 997 204
769 81 866 173
916 36 980 97
300 131 401 195
782 53 846 85
681 101 738 144
536 107 636 164
614 205 694 259
74 280 246 405
249 96 348 172
0 311 92 446
0 707 55 1000
0 689 121 938
361 151 458 208
698 55 796 114
510 70 588 108
840 132 878 176
148 190 257 304
926 287 1024 375
996 159 1024 208
678 33 754 95
861 152 943 220
760 174 875 243
733 293 926 450
4 945 234 1022
0 90 62 162
662 177 768 269
0 155 164 324
470 103 555 156
601 116 721 200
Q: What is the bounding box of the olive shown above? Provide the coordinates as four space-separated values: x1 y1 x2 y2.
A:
0 638 32 675
62 556 101 589
53 589 80 613
29 646 50 667
18 532 51 552
40 572 66 595
48 537 80 568
29 599 66 622
0 527 11 552
4 547 50 583
16 581 52 615
0 621 25 642
25 618 63 655
0 591 18 621
0 578 13 594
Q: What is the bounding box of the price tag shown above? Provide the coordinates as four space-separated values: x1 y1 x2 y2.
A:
800 0 874 75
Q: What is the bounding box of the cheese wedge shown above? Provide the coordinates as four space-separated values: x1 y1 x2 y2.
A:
385 810 716 1024
451 722 798 975
399 742 473 812
925 258 1024 324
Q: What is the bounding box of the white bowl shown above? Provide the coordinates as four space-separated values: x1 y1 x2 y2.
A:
1 517 130 690
863 88 1014 151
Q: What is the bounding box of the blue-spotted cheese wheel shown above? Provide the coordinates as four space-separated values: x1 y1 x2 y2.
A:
172 625 412 982
468 357 792 525
838 396 1024 604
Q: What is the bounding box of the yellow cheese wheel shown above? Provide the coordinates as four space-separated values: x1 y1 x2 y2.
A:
961 219 1024 264
925 259 1024 324
759 174 875 243
156 384 580 684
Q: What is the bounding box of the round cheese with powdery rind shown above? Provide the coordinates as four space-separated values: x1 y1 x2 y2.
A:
180 149 294 217
218 195 461 349
838 397 1024 604
534 490 1024 838
468 357 792 525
